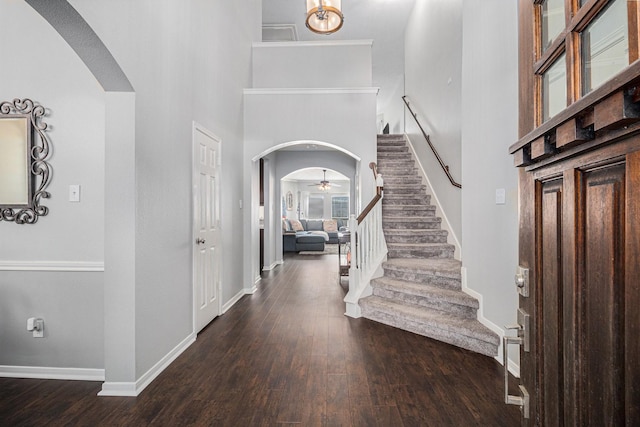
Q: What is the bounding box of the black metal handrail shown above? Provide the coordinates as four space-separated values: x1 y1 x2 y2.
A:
402 96 462 189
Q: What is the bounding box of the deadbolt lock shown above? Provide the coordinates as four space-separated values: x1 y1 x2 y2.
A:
515 266 529 297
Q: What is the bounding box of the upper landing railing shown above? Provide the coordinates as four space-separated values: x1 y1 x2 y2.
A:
402 96 462 189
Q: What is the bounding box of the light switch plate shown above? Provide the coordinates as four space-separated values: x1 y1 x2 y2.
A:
69 185 81 202
495 188 506 205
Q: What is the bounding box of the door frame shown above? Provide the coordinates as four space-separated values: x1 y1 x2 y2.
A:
192 121 223 333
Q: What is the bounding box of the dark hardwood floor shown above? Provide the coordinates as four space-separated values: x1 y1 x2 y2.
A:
0 253 521 426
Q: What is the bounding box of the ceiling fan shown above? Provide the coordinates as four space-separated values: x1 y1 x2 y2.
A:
308 169 340 191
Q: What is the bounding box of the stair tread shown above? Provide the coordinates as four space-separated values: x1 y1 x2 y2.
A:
384 204 435 209
387 242 453 248
383 258 462 277
384 229 447 234
361 296 499 346
382 195 428 198
383 216 441 220
371 276 479 308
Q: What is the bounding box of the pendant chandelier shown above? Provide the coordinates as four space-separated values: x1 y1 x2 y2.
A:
306 0 344 35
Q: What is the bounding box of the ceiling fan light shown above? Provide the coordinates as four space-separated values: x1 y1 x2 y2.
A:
306 0 343 35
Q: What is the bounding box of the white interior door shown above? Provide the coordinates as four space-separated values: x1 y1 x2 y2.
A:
193 124 221 333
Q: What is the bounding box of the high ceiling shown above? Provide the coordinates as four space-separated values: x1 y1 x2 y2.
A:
263 1 416 183
262 0 417 124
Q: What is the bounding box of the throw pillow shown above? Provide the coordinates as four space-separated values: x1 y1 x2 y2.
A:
282 219 292 232
323 219 338 232
289 219 304 232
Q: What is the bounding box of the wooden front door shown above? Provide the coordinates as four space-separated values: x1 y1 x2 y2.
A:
510 1 640 424
516 148 640 425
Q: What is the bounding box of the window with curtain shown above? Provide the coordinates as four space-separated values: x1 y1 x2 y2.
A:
331 195 349 219
308 195 324 218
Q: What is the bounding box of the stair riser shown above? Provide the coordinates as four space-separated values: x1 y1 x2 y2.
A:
383 208 435 217
384 184 429 192
377 160 415 166
380 172 417 179
388 247 454 259
360 307 498 357
383 220 441 229
385 233 447 244
379 173 421 181
378 140 407 147
382 197 429 205
377 153 412 159
378 146 409 153
382 270 462 290
384 190 431 198
371 288 476 319
378 168 417 175
380 175 421 182
383 178 422 185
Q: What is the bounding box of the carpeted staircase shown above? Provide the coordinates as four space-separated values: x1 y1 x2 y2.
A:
359 134 500 357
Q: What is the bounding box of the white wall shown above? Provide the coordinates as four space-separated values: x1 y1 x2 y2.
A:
246 39 377 290
404 0 520 370
244 90 377 291
275 150 358 212
0 0 105 371
1 0 261 390
404 0 463 242
460 0 520 368
253 41 373 88
69 0 261 383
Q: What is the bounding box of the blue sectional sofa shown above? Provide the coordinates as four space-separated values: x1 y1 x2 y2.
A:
282 218 346 252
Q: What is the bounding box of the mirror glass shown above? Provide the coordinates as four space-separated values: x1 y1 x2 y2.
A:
0 117 30 206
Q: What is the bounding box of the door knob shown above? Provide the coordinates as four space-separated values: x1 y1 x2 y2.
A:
503 308 531 419
196 238 206 244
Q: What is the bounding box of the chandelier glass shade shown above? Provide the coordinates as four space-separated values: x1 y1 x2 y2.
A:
306 0 344 35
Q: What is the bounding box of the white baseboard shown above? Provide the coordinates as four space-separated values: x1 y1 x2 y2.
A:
461 267 520 378
0 365 105 381
262 261 279 271
98 382 137 396
98 332 196 397
222 289 246 314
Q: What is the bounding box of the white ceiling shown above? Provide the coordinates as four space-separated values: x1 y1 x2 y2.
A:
262 0 417 117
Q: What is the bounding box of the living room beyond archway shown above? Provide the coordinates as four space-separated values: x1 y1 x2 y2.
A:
281 168 350 254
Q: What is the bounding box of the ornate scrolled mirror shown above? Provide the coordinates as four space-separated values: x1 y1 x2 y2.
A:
0 98 52 224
